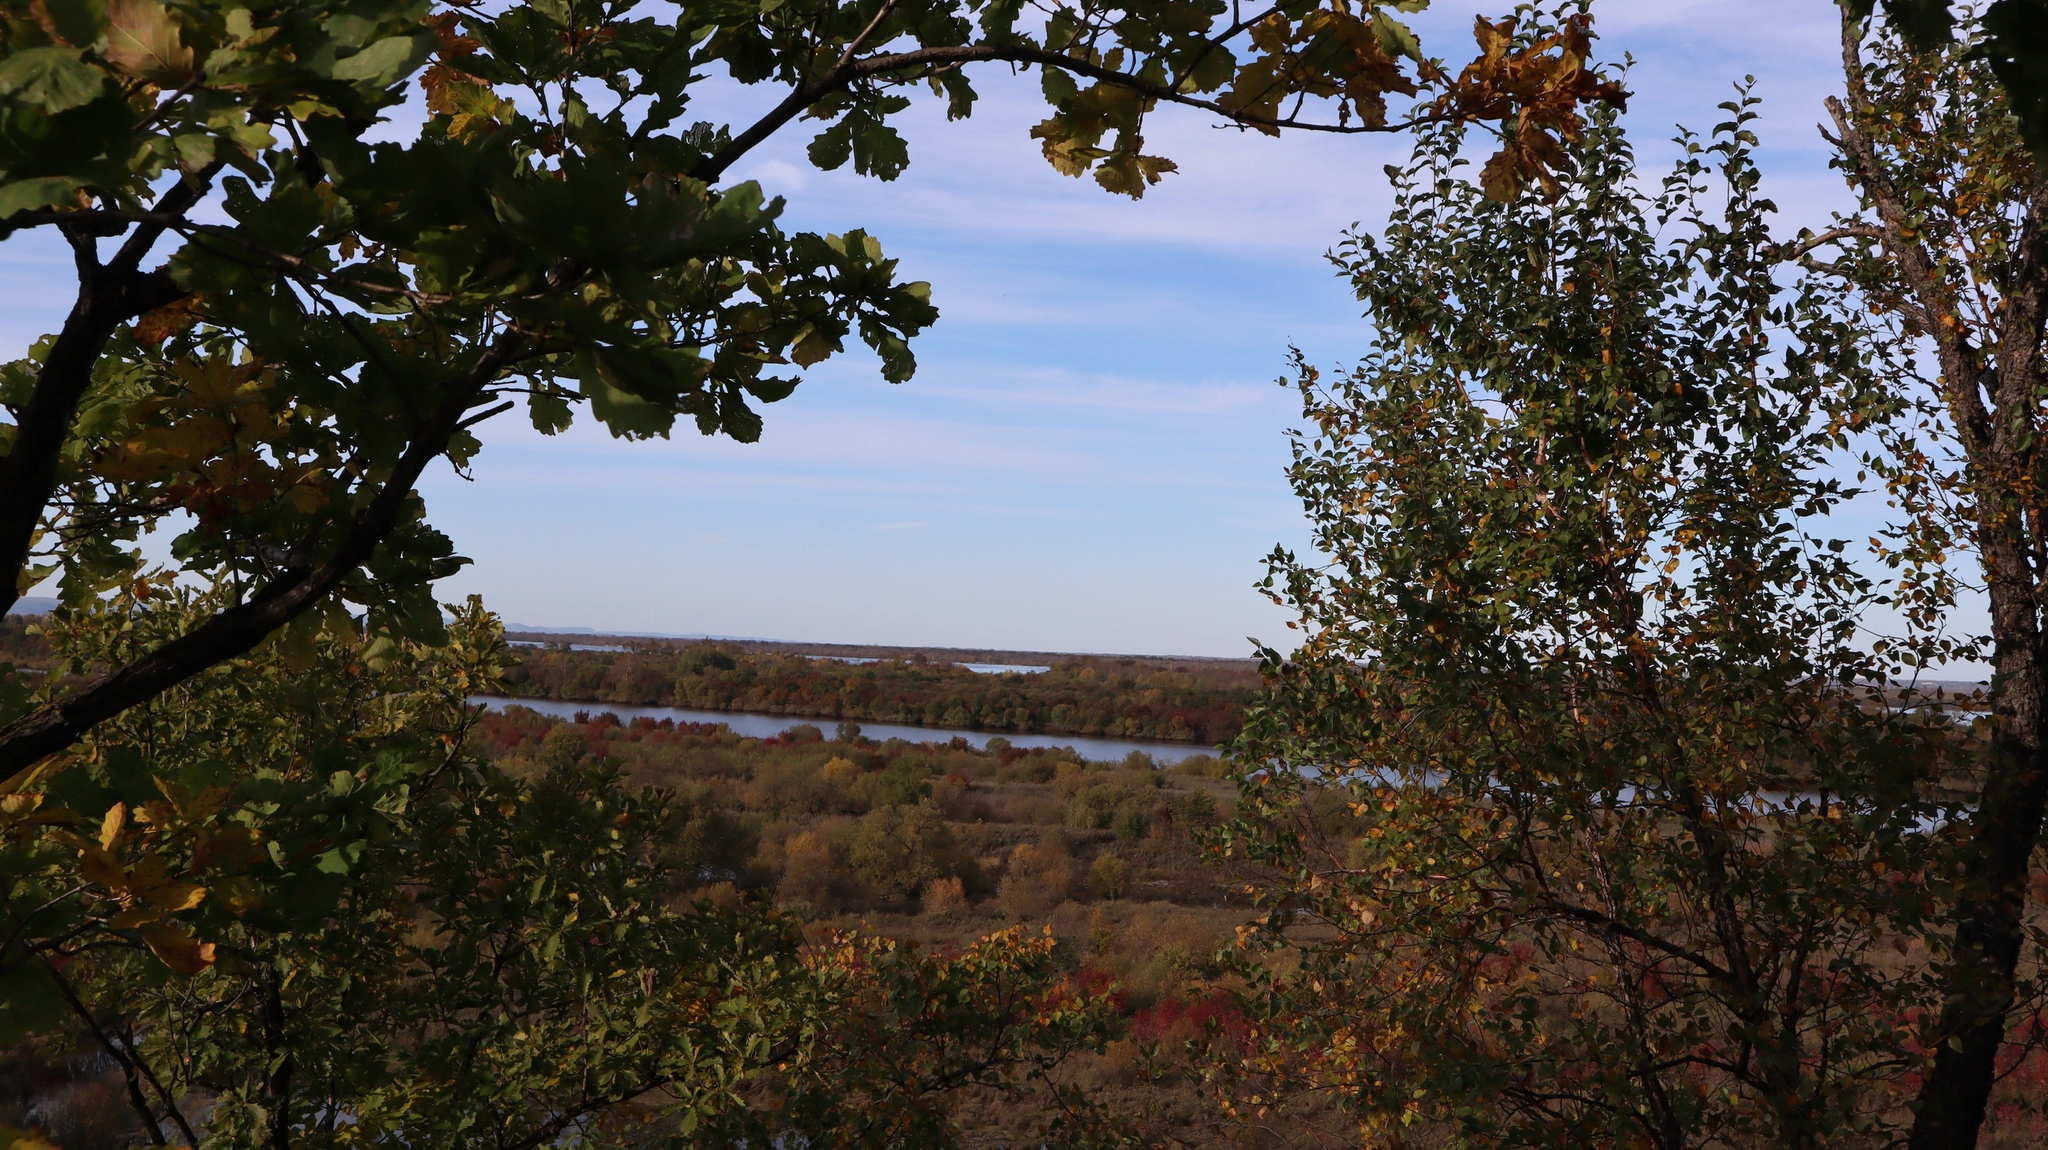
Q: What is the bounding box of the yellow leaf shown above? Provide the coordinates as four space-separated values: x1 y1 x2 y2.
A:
217 876 263 916
143 880 206 913
98 802 126 850
77 845 126 889
133 296 201 347
138 921 216 975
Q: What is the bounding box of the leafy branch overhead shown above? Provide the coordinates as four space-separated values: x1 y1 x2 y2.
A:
0 0 1623 780
1843 0 2048 154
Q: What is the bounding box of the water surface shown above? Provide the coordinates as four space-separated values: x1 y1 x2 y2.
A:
471 695 1219 765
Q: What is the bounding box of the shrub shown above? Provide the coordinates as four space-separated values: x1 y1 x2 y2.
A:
1089 910 1117 955
874 758 936 807
923 876 967 917
998 840 1076 920
1066 783 1126 830
670 789 758 883
849 803 961 903
1168 789 1218 829
778 831 852 912
1140 944 1203 997
1088 854 1131 900
541 726 588 770
1112 803 1151 842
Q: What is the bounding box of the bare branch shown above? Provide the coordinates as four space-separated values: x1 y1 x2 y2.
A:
1532 899 1737 987
1778 225 1885 262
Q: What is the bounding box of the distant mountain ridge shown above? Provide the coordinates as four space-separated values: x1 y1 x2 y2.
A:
6 597 56 616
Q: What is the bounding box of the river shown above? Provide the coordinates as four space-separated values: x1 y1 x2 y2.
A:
469 695 1222 765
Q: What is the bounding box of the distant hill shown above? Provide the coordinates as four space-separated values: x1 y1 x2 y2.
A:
6 597 56 616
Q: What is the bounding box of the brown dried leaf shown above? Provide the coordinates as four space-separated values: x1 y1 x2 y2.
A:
104 0 193 82
133 295 200 347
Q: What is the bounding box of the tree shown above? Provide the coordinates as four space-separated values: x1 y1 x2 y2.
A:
1212 84 2010 1147
1 594 1130 1147
0 0 1624 780
1808 13 2048 1145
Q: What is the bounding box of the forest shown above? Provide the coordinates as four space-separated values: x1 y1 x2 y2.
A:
498 645 1257 744
7 1 2048 1148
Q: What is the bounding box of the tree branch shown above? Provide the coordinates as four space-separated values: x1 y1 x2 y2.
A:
0 168 220 618
697 43 1446 184
1778 225 1885 261
1824 30 1992 459
1533 899 1737 986
39 951 180 1145
0 331 528 776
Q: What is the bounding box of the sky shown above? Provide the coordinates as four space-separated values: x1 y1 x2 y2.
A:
0 1 1867 657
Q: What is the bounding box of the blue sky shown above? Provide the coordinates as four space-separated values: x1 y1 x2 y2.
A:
0 1 1864 656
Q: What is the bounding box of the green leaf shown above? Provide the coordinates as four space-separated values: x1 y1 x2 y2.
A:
744 374 799 402
0 175 87 220
0 962 69 1042
1370 11 1422 62
329 32 433 87
808 121 853 171
581 352 679 439
0 47 106 113
850 119 909 180
528 385 574 434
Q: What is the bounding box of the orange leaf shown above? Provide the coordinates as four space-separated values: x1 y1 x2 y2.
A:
133 296 200 347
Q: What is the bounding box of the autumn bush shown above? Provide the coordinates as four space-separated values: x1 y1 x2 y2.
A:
1089 853 1132 900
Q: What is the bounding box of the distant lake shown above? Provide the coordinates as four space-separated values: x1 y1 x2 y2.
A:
507 640 628 653
815 655 1052 674
469 696 1220 765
